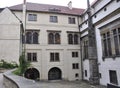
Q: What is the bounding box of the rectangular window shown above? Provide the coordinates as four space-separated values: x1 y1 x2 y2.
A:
72 63 79 69
68 33 79 44
28 14 37 21
68 17 76 24
50 16 58 23
27 53 37 62
48 32 61 44
113 28 120 55
85 70 87 77
72 52 78 57
102 32 112 57
83 41 88 59
50 52 60 62
26 30 39 44
109 70 118 85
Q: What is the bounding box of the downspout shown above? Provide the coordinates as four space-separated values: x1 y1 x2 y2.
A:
77 16 83 80
23 0 27 56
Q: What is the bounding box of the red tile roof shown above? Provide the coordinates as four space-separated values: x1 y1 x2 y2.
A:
9 2 85 16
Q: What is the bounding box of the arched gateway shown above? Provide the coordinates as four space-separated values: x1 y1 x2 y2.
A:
48 67 62 80
24 68 40 80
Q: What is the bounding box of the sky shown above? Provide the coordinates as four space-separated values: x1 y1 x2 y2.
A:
0 0 95 9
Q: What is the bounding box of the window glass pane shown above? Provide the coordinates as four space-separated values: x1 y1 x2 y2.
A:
114 36 119 55
50 16 58 23
68 17 76 24
33 32 38 44
74 34 78 44
50 53 54 61
33 53 37 61
28 14 37 21
109 70 118 84
103 39 108 56
55 33 60 44
68 34 73 44
26 32 32 44
55 53 59 61
48 33 54 44
27 53 31 61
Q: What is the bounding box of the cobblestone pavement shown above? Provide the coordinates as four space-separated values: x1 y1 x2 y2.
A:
0 73 5 88
36 80 107 88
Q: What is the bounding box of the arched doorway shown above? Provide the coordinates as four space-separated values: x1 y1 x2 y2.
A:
24 68 40 80
48 67 62 80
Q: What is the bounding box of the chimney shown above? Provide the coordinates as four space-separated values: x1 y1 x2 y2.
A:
68 1 72 10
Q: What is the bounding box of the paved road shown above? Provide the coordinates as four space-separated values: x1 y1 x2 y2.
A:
0 73 5 88
35 80 107 88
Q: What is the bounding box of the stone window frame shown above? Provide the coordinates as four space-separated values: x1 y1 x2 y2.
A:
27 52 37 62
72 52 79 58
25 30 39 44
48 31 61 44
67 32 79 45
50 52 60 62
109 70 118 85
50 16 58 23
28 14 37 21
68 17 76 24
100 23 120 60
72 63 79 69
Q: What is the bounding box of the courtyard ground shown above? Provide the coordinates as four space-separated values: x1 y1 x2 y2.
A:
35 80 107 88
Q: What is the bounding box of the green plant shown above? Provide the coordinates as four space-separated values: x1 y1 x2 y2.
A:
0 59 18 69
13 53 31 76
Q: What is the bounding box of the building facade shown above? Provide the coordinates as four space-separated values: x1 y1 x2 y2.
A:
80 0 120 86
0 0 120 87
0 2 84 81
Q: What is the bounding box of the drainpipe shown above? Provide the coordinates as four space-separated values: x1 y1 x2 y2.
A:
23 0 27 56
77 16 83 80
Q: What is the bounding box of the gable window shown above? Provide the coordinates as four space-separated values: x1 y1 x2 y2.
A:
50 52 60 62
27 53 37 62
68 17 76 24
109 70 118 85
28 14 37 21
50 16 58 23
72 52 78 57
48 32 61 44
68 33 79 44
72 63 79 69
26 30 39 44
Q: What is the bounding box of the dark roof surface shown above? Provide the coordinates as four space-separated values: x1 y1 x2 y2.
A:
9 2 85 15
